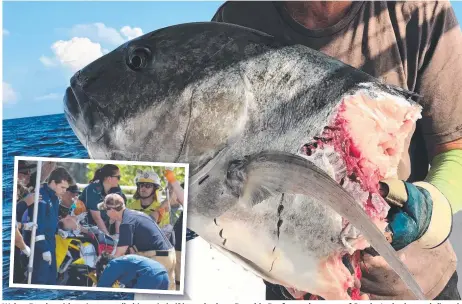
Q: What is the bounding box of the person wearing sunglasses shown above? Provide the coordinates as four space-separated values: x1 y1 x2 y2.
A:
78 164 126 236
126 170 170 228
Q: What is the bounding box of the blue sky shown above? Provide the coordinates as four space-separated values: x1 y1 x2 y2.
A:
2 1 462 119
2 1 224 119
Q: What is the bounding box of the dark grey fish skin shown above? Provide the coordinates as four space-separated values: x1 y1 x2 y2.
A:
64 22 424 299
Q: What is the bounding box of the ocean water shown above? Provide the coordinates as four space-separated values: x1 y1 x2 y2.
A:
2 113 134 300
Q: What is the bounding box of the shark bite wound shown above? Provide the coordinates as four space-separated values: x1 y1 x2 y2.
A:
296 88 422 300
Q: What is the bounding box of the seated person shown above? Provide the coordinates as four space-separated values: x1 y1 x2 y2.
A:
58 214 90 237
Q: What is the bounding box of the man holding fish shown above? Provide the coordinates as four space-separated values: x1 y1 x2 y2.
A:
212 0 462 300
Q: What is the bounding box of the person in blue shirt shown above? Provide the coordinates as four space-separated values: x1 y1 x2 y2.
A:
97 193 176 290
96 253 169 290
25 167 74 285
78 164 125 236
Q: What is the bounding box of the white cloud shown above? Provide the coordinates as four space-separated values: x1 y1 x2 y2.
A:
3 29 10 36
39 55 57 67
70 22 125 46
48 37 104 72
35 93 61 101
3 82 19 104
70 23 143 46
40 23 143 72
120 26 143 41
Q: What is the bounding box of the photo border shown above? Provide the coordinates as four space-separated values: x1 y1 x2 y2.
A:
9 155 189 296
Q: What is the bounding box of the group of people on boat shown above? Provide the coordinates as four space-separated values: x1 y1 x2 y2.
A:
13 160 185 291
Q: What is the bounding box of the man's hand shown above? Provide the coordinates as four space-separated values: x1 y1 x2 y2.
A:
21 245 31 257
380 178 453 251
22 222 38 231
164 167 176 183
42 251 52 265
87 226 102 235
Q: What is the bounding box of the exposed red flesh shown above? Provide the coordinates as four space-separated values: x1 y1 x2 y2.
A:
295 92 421 300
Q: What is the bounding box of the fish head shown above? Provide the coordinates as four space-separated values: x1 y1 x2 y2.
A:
64 22 278 174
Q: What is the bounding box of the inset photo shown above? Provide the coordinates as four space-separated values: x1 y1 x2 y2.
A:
10 156 188 295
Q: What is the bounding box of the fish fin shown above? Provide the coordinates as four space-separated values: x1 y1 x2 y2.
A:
232 151 425 300
226 157 273 205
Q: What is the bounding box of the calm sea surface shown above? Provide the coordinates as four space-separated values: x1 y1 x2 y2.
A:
2 113 133 300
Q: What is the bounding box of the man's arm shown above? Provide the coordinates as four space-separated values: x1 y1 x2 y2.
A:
164 169 185 205
381 1 462 251
90 210 110 235
15 226 26 250
150 210 160 223
170 182 184 205
114 223 133 257
426 141 462 214
115 220 121 235
113 246 128 258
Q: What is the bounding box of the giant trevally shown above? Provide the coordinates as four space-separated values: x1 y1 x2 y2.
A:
63 22 426 300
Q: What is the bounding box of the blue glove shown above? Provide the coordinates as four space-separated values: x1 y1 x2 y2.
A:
380 179 452 251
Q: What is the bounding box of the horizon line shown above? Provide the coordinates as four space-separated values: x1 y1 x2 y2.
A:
3 111 65 121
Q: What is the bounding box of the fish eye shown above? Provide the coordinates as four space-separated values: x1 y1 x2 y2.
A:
127 47 151 71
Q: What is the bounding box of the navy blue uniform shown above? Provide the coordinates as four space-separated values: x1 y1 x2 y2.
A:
26 184 60 285
97 254 169 289
78 182 125 228
118 209 172 252
173 212 183 251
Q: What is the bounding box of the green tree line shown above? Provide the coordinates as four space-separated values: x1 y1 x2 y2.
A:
85 163 186 191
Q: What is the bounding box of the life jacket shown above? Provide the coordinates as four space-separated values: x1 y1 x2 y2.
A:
126 199 170 228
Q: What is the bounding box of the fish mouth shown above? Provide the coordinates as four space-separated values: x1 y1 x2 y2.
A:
64 85 89 147
64 72 108 145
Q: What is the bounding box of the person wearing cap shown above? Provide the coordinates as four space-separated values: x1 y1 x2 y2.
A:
126 170 170 227
95 252 169 290
98 193 177 290
59 184 83 219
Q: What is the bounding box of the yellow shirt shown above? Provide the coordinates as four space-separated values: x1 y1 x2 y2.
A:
126 199 170 228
